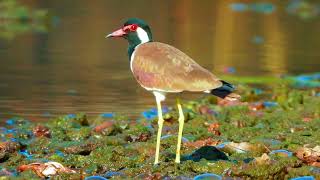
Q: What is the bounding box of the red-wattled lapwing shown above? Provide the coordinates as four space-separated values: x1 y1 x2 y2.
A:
106 18 240 164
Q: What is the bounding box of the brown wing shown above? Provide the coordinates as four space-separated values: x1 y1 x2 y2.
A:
131 42 222 92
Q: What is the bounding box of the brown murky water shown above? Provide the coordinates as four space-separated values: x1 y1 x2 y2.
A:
0 0 319 121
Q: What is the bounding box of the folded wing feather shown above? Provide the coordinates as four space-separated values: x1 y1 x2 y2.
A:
131 42 222 92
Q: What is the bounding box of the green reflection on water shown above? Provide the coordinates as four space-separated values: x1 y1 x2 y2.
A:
0 0 49 40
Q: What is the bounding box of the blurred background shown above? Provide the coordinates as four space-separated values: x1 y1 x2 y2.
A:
0 0 319 121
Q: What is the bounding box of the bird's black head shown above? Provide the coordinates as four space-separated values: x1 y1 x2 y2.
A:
107 18 153 46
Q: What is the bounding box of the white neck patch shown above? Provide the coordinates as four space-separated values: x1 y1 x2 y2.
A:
136 27 150 44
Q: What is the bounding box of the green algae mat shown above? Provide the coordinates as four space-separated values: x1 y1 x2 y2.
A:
0 82 320 179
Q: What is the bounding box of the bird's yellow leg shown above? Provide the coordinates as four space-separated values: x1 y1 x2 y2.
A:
175 98 184 163
154 92 165 165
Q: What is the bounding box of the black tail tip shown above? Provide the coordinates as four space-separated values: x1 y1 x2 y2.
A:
210 80 236 99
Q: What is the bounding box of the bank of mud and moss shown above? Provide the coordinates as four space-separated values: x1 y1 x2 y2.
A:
0 78 319 179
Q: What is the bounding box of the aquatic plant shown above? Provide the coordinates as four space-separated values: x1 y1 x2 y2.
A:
0 0 51 40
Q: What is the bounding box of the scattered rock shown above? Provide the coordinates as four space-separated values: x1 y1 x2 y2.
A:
249 102 265 111
0 141 20 162
33 125 51 138
125 132 152 142
64 142 98 155
302 117 313 122
17 162 76 178
207 123 221 136
184 138 221 148
295 146 320 167
254 153 271 165
0 168 14 176
93 121 114 133
217 98 246 106
220 142 268 155
198 105 215 115
136 172 162 180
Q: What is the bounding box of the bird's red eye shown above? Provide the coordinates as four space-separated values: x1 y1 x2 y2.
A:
130 24 138 31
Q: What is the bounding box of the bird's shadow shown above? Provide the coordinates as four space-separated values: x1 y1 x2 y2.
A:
172 146 229 162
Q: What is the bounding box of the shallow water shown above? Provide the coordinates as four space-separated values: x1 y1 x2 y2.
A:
0 0 319 121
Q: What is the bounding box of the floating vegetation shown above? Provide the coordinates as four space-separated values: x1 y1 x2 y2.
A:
0 75 319 179
0 0 53 40
223 67 236 74
230 2 276 14
286 0 320 20
221 72 320 88
230 1 320 20
252 35 264 44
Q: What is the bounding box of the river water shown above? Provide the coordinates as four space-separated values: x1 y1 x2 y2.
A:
0 0 319 121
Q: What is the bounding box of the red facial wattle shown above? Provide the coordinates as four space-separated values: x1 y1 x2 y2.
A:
106 24 138 38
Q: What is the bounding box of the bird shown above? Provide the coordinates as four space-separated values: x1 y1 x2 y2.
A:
106 18 240 165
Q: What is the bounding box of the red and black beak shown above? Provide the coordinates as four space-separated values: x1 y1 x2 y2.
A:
106 28 127 38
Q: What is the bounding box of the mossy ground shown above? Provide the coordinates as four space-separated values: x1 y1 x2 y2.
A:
0 79 319 179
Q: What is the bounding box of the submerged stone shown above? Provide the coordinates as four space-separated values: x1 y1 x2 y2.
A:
33 125 51 138
142 107 169 120
270 149 293 157
6 119 15 126
104 171 125 178
230 3 248 12
194 173 222 180
291 176 315 180
252 35 264 44
85 176 108 180
219 142 268 155
19 149 33 160
250 3 276 14
101 113 114 118
161 134 189 143
0 141 20 162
